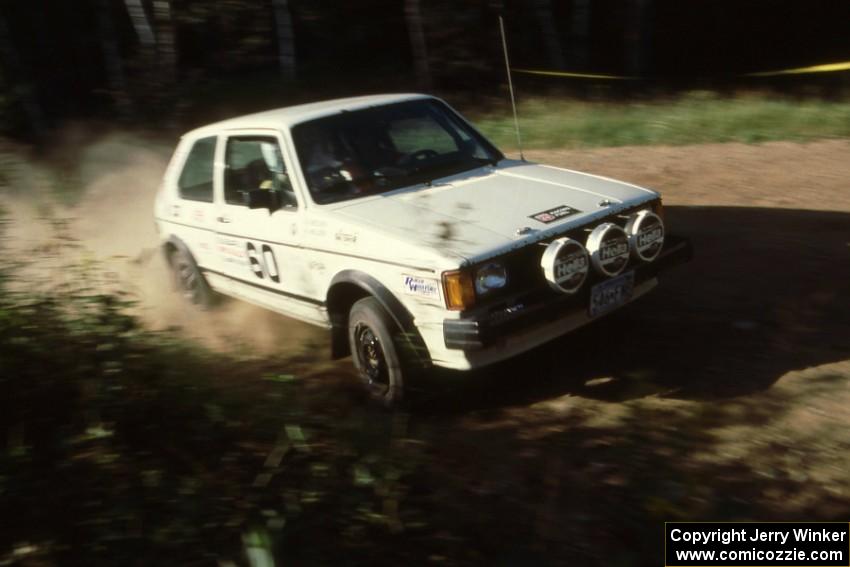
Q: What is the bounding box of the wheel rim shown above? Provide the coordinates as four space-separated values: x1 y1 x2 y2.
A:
174 256 200 303
354 323 390 394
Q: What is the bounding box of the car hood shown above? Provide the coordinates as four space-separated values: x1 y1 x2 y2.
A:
332 160 659 263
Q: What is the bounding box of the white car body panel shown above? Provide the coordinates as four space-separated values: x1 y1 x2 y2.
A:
154 94 683 371
331 161 658 263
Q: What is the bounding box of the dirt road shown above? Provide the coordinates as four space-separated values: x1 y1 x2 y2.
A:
6 138 849 563
251 140 848 563
385 140 850 562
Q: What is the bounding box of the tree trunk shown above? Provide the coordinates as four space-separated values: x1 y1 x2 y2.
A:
625 0 652 77
568 0 590 69
271 0 296 81
0 13 46 136
532 0 565 69
404 0 431 90
95 0 131 116
123 0 156 46
152 0 177 85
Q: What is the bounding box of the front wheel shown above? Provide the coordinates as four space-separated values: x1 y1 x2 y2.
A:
348 297 406 407
169 247 216 308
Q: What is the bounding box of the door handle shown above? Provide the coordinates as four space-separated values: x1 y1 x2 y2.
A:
217 216 231 224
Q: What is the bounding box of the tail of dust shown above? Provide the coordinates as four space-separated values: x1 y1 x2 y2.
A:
1 130 326 357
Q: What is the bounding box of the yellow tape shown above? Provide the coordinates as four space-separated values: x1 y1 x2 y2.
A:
513 60 850 80
745 61 850 77
512 68 638 80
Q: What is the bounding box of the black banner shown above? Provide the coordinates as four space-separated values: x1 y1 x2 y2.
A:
665 522 850 566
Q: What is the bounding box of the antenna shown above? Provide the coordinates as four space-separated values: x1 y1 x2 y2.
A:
499 15 524 161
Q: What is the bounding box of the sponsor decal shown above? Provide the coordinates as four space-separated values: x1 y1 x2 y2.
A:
402 275 440 299
600 238 629 262
637 225 662 249
529 205 581 224
306 219 327 237
555 250 588 282
216 237 247 266
334 230 357 243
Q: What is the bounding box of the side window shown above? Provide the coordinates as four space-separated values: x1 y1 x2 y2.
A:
178 136 216 203
224 136 297 209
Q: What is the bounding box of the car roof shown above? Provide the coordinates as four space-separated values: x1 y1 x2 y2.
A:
183 93 434 138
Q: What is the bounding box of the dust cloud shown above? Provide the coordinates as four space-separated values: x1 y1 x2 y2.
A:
1 131 326 358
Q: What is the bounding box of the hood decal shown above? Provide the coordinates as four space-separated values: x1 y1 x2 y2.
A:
529 204 581 224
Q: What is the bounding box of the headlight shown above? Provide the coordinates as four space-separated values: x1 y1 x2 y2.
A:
474 262 507 295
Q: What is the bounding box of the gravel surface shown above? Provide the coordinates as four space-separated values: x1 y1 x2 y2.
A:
414 140 850 549
9 138 849 563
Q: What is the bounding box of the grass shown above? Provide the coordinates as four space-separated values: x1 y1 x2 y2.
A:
0 235 426 564
471 91 850 149
3 176 850 563
3 211 850 565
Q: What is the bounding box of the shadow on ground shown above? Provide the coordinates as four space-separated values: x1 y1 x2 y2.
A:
415 205 850 413
3 204 849 566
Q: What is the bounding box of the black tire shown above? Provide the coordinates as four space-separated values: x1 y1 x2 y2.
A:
348 297 406 407
169 247 216 308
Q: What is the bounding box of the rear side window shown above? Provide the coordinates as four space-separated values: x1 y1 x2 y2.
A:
178 136 216 202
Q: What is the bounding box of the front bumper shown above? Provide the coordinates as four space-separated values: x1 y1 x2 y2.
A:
443 234 693 350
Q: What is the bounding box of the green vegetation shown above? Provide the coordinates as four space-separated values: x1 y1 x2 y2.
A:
3 208 849 565
0 222 428 564
473 92 850 149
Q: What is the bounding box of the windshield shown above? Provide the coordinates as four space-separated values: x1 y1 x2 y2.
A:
291 99 503 204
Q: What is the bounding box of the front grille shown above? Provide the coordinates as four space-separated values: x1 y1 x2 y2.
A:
468 201 657 315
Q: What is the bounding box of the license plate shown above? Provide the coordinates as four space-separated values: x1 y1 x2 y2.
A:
589 271 635 318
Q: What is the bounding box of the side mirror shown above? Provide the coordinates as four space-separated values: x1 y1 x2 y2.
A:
245 189 277 211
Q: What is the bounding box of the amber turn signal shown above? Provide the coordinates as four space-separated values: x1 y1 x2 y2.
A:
442 270 476 311
652 199 665 221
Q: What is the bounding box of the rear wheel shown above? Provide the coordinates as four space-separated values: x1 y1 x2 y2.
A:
348 297 406 407
169 247 215 308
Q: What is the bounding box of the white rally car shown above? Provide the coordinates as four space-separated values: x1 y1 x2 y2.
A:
154 94 691 404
